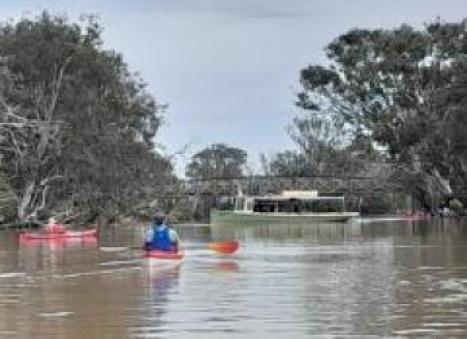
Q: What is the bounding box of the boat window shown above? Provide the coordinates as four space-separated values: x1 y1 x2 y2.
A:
253 200 275 212
301 199 343 212
242 197 345 213
278 200 291 212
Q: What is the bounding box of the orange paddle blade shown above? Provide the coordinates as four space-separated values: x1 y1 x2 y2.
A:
207 240 239 254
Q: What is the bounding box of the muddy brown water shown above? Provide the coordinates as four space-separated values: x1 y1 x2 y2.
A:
1 218 467 337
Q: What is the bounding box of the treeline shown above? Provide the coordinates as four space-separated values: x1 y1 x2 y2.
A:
2 13 467 224
292 19 467 212
184 19 467 216
0 13 175 224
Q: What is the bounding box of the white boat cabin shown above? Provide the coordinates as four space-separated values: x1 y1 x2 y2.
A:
234 190 347 214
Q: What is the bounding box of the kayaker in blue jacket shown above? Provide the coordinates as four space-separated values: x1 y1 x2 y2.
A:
144 212 181 252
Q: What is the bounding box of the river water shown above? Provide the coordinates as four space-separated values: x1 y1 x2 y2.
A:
1 218 467 338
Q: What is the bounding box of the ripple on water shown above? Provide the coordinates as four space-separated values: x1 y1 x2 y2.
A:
127 326 168 339
57 266 142 279
38 311 74 318
98 259 142 267
0 272 27 278
0 291 22 305
426 294 467 304
438 279 467 292
99 246 129 252
424 278 467 305
394 328 440 335
418 266 445 270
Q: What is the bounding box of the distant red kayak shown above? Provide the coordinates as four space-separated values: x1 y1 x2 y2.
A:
19 229 97 240
144 250 184 260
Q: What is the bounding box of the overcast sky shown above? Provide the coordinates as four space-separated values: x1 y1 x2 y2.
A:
1 0 467 175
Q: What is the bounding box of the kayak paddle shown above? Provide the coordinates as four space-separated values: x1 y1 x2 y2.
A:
206 240 239 254
117 240 240 254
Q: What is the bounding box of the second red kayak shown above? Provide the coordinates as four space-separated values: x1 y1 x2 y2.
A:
19 229 97 240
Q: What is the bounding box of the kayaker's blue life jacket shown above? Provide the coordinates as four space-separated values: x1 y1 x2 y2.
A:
149 224 173 251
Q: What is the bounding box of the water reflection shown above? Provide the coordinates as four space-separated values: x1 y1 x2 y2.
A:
211 221 364 243
18 236 98 272
132 255 241 338
214 260 240 272
131 264 182 339
148 265 181 295
19 237 98 249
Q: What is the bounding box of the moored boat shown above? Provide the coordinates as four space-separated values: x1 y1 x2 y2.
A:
211 190 359 224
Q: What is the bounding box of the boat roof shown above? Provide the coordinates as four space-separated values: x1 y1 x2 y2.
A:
239 190 344 201
248 196 344 201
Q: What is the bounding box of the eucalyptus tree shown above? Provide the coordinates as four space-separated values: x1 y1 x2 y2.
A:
263 151 309 177
296 20 467 207
186 143 247 180
183 143 247 221
0 13 170 222
288 115 348 176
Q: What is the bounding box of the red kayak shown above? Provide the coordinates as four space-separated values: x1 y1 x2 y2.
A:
19 229 97 240
144 250 184 260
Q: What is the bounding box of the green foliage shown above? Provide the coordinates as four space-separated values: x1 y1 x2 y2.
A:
0 169 16 222
186 143 247 180
358 193 394 215
0 12 172 222
449 198 463 215
265 151 309 177
264 115 381 179
296 19 467 207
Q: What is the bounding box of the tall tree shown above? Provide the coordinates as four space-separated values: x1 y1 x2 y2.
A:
288 115 348 176
296 20 467 207
186 143 247 180
262 151 309 177
0 13 171 222
0 167 15 222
